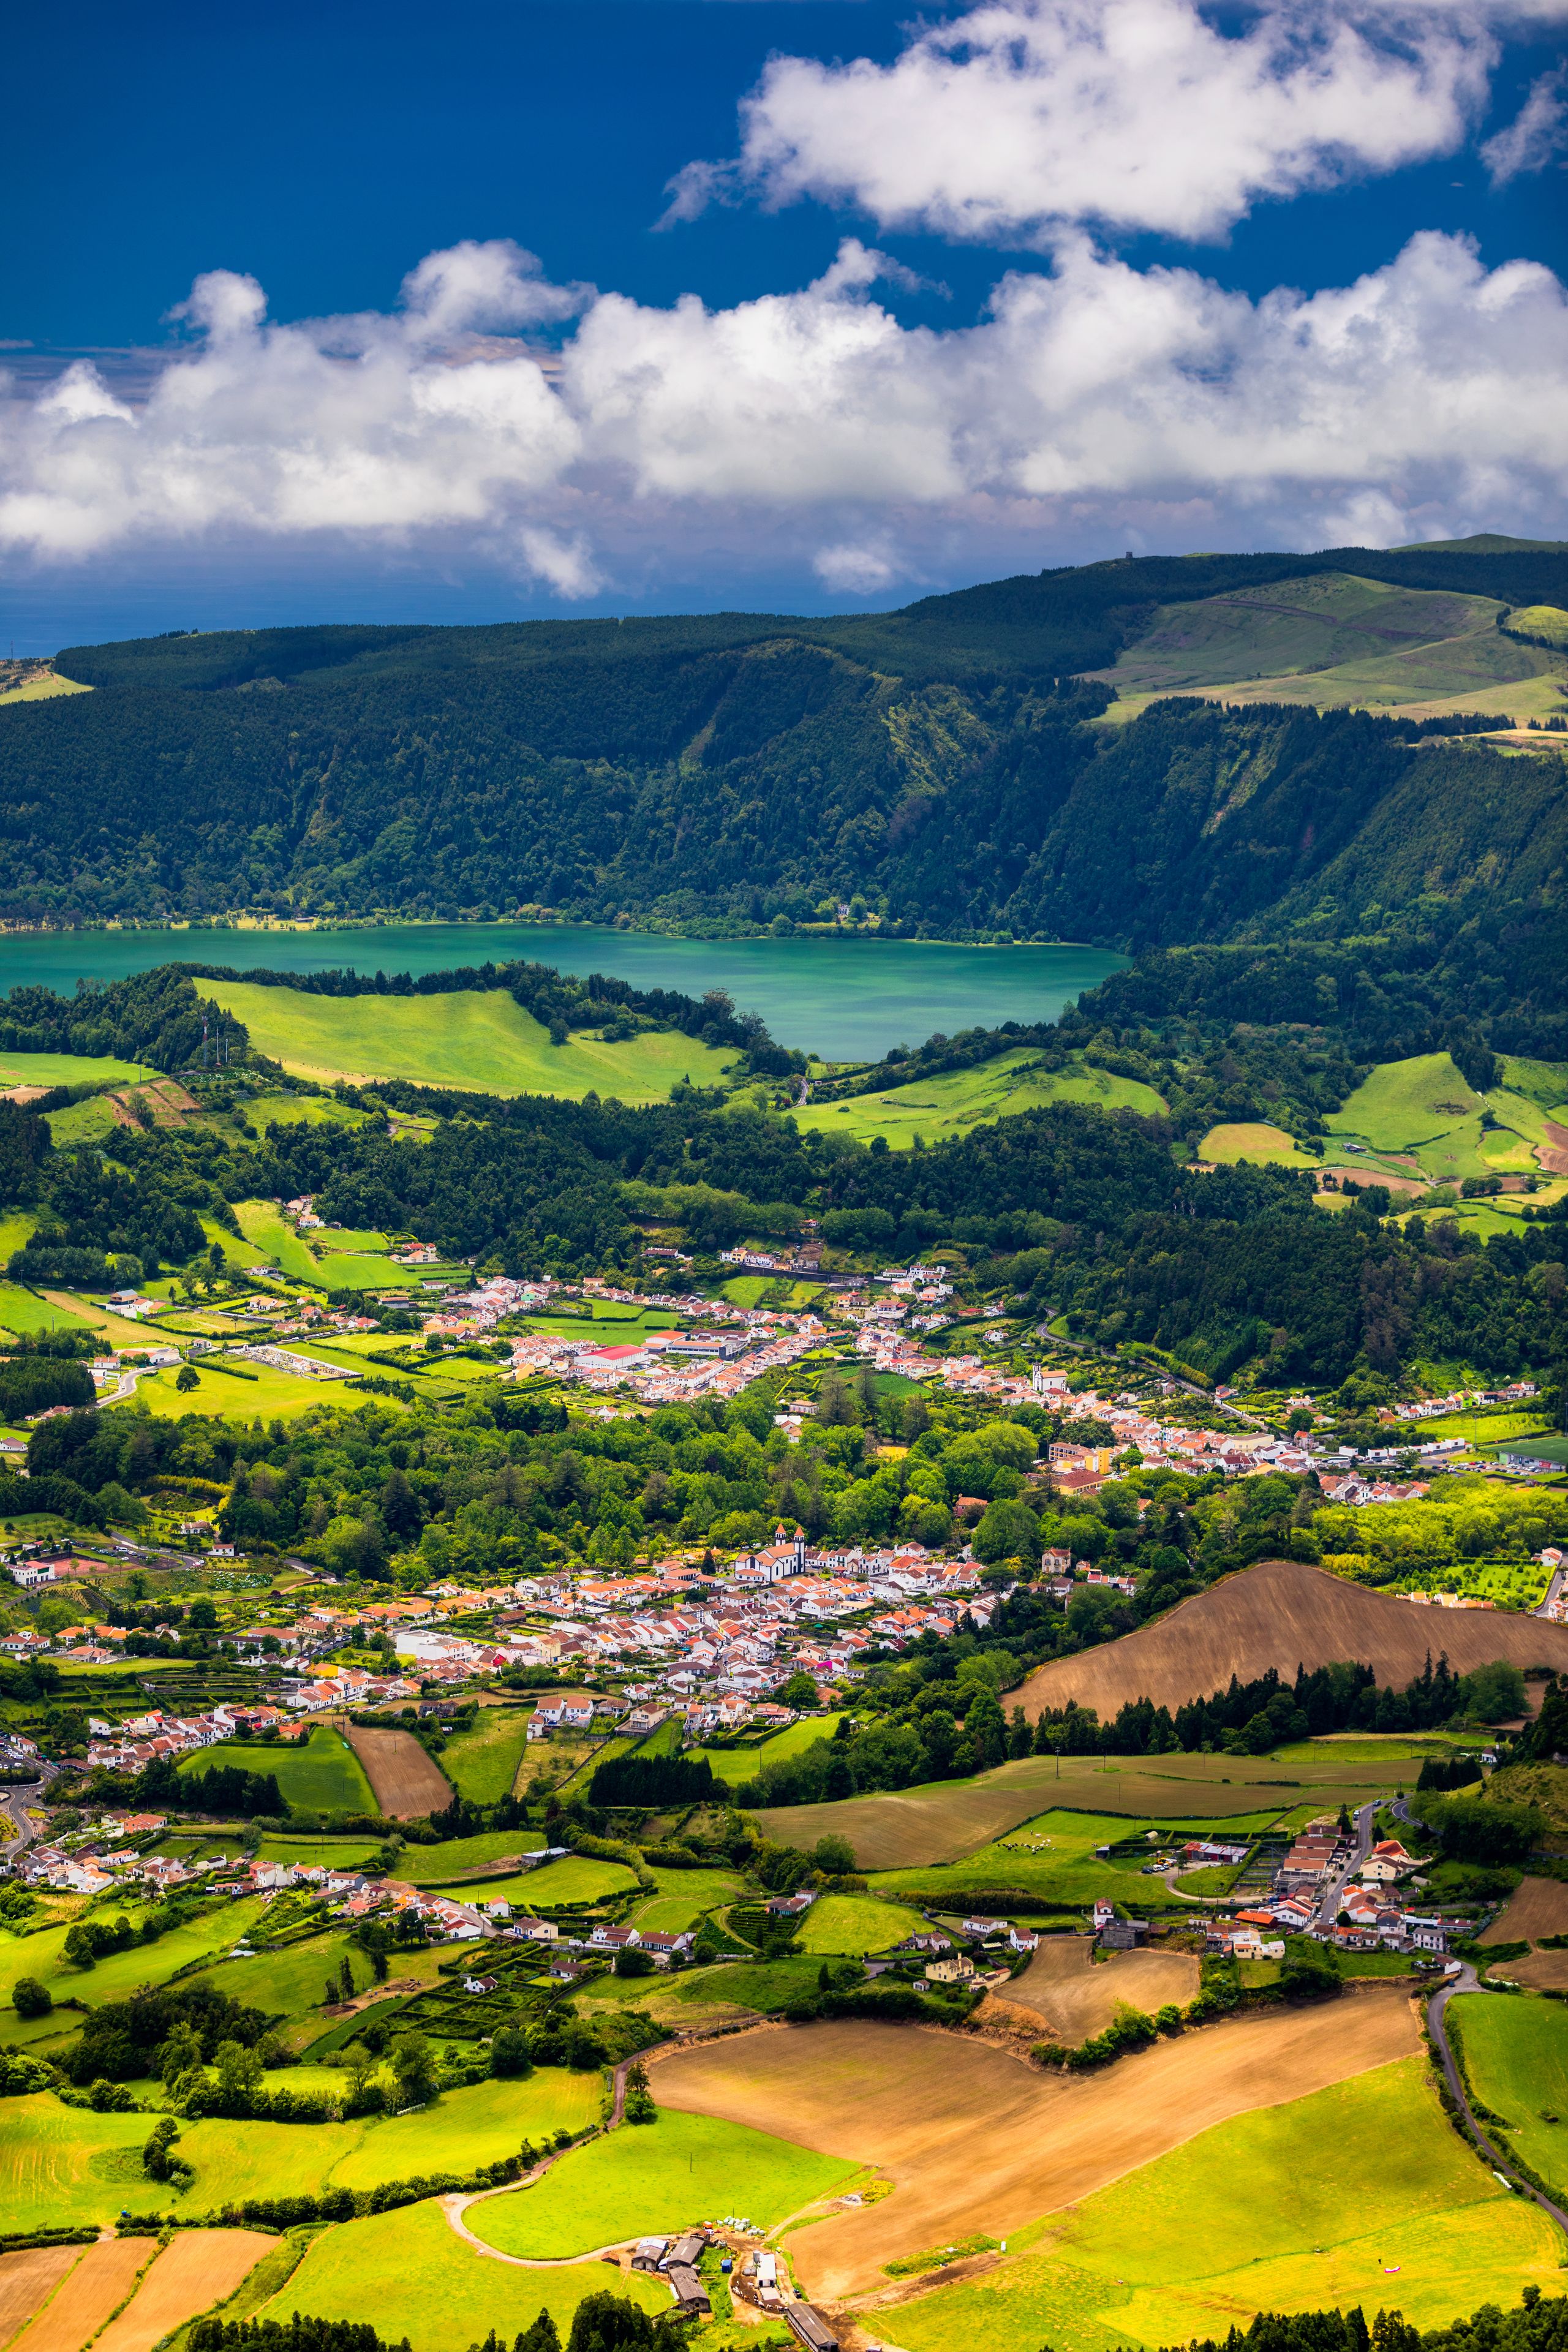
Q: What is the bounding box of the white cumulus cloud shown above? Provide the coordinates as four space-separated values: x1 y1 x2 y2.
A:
1 230 1566 592
664 0 1499 246
1482 65 1568 181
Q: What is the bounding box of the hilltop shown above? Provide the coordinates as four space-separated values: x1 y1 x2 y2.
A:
0 540 1562 936
1013 1558 1568 1723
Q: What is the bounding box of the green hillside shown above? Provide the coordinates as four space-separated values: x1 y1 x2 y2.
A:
2 543 1564 942
794 1048 1166 1147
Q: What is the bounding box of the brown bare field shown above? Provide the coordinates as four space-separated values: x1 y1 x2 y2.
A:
756 1746 1414 1871
654 1990 1420 2299
1480 1875 1568 1945
1497 1949 1568 1989
1014 1558 1568 1722
345 1725 453 1819
0 2253 81 2352
991 1935 1200 2040
92 2231 273 2352
9 2241 154 2352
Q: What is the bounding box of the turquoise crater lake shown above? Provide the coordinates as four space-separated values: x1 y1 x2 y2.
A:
0 925 1125 1063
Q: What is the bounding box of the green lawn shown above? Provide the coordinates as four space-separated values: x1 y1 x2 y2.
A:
472 2107 859 2257
442 1709 536 1805
796 1894 927 1955
1450 1994 1568 2197
262 2198 668 2352
177 1726 375 1815
206 981 736 1102
793 1050 1166 1150
891 2057 1555 2352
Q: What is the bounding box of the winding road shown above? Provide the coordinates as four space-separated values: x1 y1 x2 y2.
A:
1426 1963 1568 2242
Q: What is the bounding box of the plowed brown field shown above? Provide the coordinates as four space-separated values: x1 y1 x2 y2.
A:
654 1989 1420 2299
1480 1875 1568 1944
1499 1950 1568 1989
1014 1558 1568 1721
93 2231 273 2352
345 1726 452 1819
8 2241 153 2352
991 1935 1200 2040
0 2252 80 2352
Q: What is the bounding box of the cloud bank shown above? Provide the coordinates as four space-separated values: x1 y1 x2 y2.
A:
2 228 1564 595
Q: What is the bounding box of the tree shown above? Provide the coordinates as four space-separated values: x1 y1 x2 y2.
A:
812 1833 856 1874
11 1977 50 2018
622 2059 655 2124
214 2038 264 2111
187 1597 218 1630
777 1670 818 1709
337 1954 356 2003
63 1923 99 1970
175 1365 200 1393
612 1945 654 1977
1463 1659 1528 1724
964 1684 1006 1769
514 2315 562 2352
972 1496 1039 1566
565 2290 657 2352
391 2030 437 2106
159 2019 202 2087
489 2026 533 2079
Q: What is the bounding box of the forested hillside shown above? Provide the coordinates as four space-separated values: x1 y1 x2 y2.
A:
2 543 1562 937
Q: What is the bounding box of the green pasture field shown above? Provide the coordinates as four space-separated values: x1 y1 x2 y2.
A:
794 1049 1166 1150
1198 1122 1321 1170
198 1929 448 2027
398 1832 565 1883
0 1281 81 1336
472 2107 859 2258
689 1714 846 1778
669 1956 827 2015
0 1896 274 2043
1417 1409 1552 1444
177 1725 375 1814
130 1359 380 1422
46 1095 122 1145
0 1210 38 1261
891 2056 1553 2352
0 674 93 707
233 1200 323 1281
870 1808 1197 1906
308 1256 424 1292
248 1091 375 1132
0 2071 602 2233
0 1048 153 1087
796 1894 927 1954
309 1227 392 1254
1506 606 1568 650
1323 1054 1559 1187
1449 1994 1568 2196
442 1708 536 1804
206 980 736 1102
628 1871 745 1936
262 2198 668 2352
518 1855 639 1907
721 1274 823 1310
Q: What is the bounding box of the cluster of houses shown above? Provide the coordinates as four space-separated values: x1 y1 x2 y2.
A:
1207 1824 1464 1961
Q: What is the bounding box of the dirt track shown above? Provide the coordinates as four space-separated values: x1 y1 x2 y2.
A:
653 1992 1420 2300
93 2232 273 2352
0 2252 80 2352
1480 1876 1568 1945
990 1936 1200 2041
1014 1558 1568 1722
345 1724 453 1819
8 2242 153 2352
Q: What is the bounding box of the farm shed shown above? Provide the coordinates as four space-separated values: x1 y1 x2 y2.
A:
666 2266 710 2315
786 2309 840 2352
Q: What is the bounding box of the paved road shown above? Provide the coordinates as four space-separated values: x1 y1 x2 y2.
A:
1316 1800 1378 1928
0 1760 61 1856
1536 1561 1568 1619
1427 1964 1568 2242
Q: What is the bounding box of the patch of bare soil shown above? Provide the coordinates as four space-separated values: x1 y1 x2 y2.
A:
0 2252 81 2352
653 1991 1420 2302
9 2242 154 2352
990 1934 1200 2041
1498 1949 1568 1989
345 1724 453 1819
93 2232 273 2352
1480 1875 1568 1945
1014 1557 1568 1721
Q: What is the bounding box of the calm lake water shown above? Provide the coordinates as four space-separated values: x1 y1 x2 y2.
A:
0 924 1125 1061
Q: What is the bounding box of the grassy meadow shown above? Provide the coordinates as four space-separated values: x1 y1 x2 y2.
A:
440 1708 535 1804
205 981 734 1101
0 1049 151 1088
796 1894 928 1955
1198 1123 1321 1169
1322 1052 1562 1186
471 2107 859 2257
889 2057 1554 2352
794 1050 1165 1150
1449 1994 1568 2198
176 1727 375 1814
260 2199 668 2352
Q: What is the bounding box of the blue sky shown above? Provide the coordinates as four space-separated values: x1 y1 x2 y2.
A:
2 0 1565 649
